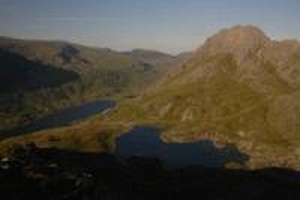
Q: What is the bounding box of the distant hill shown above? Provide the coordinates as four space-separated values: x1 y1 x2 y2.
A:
125 49 175 65
0 37 177 129
108 25 300 169
0 37 176 74
0 49 79 93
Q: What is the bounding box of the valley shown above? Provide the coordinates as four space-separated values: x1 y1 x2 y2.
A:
1 25 300 171
1 0 300 198
0 37 178 129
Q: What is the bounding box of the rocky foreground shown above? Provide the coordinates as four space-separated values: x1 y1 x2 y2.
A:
1 144 300 200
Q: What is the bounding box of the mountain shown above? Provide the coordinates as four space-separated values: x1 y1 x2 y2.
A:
0 49 79 93
0 37 176 129
106 25 300 169
2 25 300 169
125 49 175 66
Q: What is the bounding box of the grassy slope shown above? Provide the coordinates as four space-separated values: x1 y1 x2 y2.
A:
0 113 131 157
104 36 300 169
0 37 174 129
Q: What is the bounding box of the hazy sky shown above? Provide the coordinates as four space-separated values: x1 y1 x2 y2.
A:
0 0 299 54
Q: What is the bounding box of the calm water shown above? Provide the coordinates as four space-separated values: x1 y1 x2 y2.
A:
0 100 115 140
115 126 249 168
1 101 249 168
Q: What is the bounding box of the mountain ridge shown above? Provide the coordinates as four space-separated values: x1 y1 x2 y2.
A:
1 25 300 169
0 36 179 129
105 25 300 169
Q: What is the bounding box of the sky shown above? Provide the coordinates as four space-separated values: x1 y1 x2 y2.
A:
0 0 299 54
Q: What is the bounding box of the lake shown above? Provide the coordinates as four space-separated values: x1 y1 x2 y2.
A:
115 126 249 168
0 100 115 140
1 101 249 169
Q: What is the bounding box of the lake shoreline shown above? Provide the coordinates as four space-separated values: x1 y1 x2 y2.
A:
115 126 249 169
0 100 115 140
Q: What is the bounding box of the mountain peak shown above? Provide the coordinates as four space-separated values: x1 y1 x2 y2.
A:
206 24 269 45
199 25 270 62
223 24 267 36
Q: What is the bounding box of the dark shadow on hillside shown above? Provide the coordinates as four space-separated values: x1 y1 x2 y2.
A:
0 48 79 94
0 144 300 200
116 126 249 168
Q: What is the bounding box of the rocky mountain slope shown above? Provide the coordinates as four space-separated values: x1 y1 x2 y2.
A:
0 49 79 93
0 37 176 129
107 25 300 169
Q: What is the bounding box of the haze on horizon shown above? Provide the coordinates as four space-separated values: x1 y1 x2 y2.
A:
0 0 299 54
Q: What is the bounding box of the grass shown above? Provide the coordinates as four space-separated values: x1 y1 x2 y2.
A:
0 113 130 157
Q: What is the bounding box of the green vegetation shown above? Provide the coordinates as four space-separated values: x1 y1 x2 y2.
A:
0 37 174 129
104 26 300 169
0 113 130 156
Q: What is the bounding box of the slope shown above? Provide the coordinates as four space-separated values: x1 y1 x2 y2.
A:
0 37 176 129
106 25 300 169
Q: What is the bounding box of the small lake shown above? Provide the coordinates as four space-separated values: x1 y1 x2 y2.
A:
115 126 249 168
1 101 249 169
0 100 115 140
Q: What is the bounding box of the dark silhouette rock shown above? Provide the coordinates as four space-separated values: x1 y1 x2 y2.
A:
0 145 299 200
